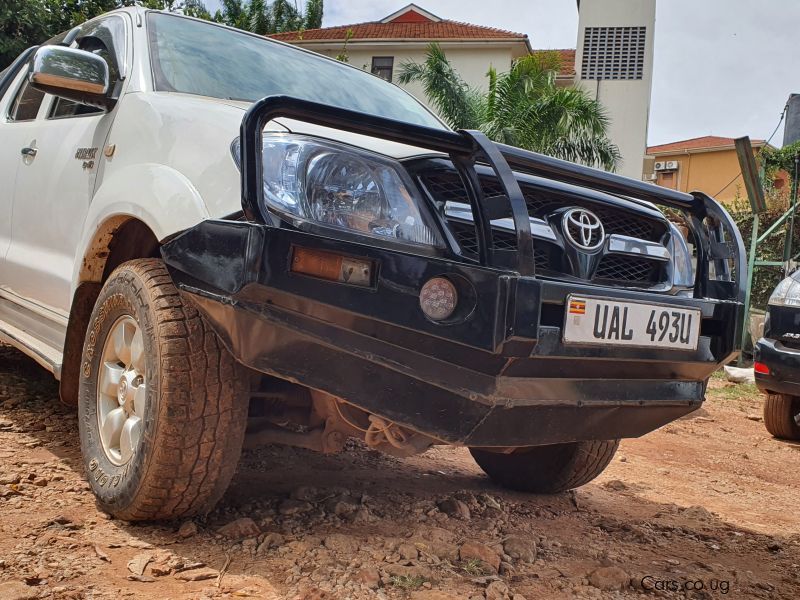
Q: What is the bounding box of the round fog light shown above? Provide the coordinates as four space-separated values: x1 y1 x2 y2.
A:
420 277 457 321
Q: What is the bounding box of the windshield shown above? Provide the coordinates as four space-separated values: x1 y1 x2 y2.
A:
146 12 445 129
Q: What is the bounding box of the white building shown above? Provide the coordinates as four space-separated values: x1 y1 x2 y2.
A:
271 4 536 103
272 2 655 180
575 0 656 179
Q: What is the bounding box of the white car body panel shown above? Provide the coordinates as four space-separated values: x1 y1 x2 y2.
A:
0 6 446 376
0 69 41 277
6 105 117 312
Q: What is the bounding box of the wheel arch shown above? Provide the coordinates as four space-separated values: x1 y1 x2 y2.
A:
60 216 162 406
60 163 212 406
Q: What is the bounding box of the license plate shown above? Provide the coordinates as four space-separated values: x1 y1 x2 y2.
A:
563 295 701 350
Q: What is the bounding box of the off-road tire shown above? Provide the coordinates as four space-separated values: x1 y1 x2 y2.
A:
77 258 249 520
763 392 800 440
470 440 620 493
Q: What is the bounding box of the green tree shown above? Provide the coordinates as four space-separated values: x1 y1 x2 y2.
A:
1 0 218 70
304 0 322 29
270 0 299 31
220 0 249 30
218 0 322 34
334 28 353 63
399 44 620 170
762 140 800 184
1 0 52 69
247 0 270 35
0 0 324 70
47 0 120 33
1 0 324 69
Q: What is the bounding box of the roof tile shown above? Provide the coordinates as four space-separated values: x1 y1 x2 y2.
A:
647 135 766 155
533 49 575 77
269 20 528 42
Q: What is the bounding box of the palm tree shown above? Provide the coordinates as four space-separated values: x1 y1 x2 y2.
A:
399 44 620 171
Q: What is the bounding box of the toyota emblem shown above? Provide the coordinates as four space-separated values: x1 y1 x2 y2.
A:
563 208 605 251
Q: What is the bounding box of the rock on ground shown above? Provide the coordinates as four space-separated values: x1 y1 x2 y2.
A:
503 536 536 563
217 517 260 539
588 566 631 591
0 581 38 600
459 540 501 572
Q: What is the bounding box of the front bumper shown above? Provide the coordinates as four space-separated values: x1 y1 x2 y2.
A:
162 95 745 447
162 220 742 446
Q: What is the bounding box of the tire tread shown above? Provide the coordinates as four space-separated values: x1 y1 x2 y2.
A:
95 259 248 520
470 440 619 494
763 392 800 440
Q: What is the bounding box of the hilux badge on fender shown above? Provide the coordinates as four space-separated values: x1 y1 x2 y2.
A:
563 208 604 251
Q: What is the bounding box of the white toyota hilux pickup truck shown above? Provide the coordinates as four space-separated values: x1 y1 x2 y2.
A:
0 8 744 521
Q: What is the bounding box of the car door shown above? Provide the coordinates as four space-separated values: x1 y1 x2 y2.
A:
3 14 129 314
0 62 48 281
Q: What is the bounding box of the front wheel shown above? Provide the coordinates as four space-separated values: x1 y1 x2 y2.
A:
763 392 800 440
470 440 619 493
78 259 249 520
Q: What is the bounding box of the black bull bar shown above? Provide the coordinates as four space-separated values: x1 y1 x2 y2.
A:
239 96 746 302
161 95 747 446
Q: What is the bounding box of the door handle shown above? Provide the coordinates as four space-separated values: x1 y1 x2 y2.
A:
21 147 37 158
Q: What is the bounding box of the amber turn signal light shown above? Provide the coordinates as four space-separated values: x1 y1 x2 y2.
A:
291 246 372 287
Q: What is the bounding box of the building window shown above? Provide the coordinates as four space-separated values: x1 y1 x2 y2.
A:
371 57 394 82
581 26 646 80
658 171 676 189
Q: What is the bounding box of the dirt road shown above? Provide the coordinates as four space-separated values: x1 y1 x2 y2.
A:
0 342 798 599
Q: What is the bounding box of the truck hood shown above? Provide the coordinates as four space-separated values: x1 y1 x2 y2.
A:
214 97 445 161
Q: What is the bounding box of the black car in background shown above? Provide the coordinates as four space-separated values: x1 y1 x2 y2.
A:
755 270 800 440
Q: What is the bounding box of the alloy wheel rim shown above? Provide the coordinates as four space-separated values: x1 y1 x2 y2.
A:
96 315 147 466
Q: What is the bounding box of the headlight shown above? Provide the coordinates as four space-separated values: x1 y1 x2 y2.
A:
769 276 800 306
258 134 443 248
668 222 695 287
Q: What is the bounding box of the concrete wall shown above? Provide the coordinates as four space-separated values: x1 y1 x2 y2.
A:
575 0 656 180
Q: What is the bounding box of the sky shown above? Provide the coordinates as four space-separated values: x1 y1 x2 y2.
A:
207 0 798 147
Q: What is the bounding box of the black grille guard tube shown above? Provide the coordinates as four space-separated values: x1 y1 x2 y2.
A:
240 95 746 304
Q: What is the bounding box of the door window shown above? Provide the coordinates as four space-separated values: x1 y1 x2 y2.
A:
8 74 45 122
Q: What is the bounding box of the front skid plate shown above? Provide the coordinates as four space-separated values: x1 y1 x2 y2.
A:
186 291 701 447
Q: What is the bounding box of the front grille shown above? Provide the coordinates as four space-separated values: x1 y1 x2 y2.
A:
424 171 665 243
448 220 480 255
421 169 670 288
523 186 659 240
595 255 664 285
449 219 555 272
424 172 471 203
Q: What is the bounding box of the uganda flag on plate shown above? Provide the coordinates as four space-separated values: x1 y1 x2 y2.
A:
568 298 586 315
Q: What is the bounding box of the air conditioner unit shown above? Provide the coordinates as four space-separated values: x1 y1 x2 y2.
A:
644 173 657 181
654 160 678 171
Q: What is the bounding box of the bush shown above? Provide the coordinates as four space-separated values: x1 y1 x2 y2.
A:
730 208 800 309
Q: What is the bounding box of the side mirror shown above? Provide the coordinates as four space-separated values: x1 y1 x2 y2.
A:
29 45 113 110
